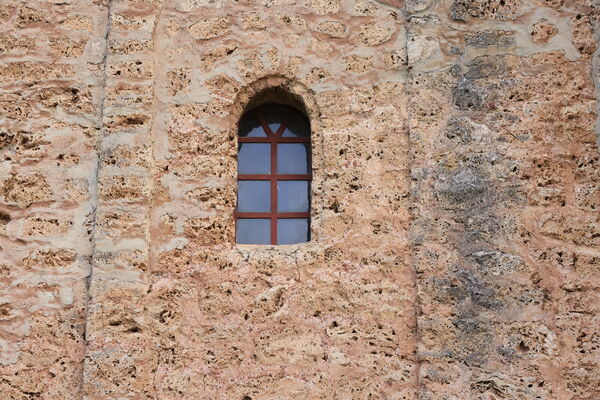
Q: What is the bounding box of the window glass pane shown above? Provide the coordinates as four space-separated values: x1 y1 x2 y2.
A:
239 113 266 137
277 181 310 212
277 219 310 245
277 143 310 174
237 219 270 244
282 112 310 137
238 181 271 212
268 122 281 135
238 143 270 174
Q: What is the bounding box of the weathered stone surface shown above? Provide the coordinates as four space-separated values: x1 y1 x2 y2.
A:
465 30 516 48
189 17 230 40
450 0 522 21
531 19 558 43
0 0 599 399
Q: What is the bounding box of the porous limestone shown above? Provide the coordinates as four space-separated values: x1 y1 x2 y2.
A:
0 0 599 399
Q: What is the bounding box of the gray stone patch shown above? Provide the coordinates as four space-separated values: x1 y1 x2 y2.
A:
470 250 524 275
465 56 507 80
465 30 515 48
408 14 441 25
456 270 503 309
452 308 486 334
450 0 471 20
470 370 541 399
450 0 521 21
435 167 487 204
446 116 475 143
449 45 462 55
406 0 432 13
454 79 485 110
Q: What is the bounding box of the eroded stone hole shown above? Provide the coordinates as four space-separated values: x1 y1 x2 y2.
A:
0 211 10 224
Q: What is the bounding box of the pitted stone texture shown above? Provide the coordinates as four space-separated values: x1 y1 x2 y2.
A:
358 23 394 45
189 17 231 40
1 0 600 399
0 1 107 398
408 0 600 398
531 19 558 43
316 20 347 37
465 30 516 48
450 0 522 21
305 0 342 14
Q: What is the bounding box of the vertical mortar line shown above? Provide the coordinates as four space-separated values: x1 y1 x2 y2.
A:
401 3 423 395
591 0 600 151
147 6 160 274
147 7 164 397
148 4 164 275
81 0 114 398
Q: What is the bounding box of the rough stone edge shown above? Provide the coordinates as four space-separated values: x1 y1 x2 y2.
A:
592 0 600 151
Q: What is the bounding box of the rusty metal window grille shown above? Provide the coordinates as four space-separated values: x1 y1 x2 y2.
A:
235 104 311 245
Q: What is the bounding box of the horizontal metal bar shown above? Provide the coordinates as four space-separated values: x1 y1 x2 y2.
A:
238 174 312 180
234 212 310 219
238 137 310 143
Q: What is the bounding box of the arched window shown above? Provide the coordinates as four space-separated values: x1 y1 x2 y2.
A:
235 104 311 245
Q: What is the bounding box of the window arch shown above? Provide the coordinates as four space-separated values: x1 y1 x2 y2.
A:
235 104 311 245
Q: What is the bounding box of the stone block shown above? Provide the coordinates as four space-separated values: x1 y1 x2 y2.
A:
358 23 393 46
189 17 230 40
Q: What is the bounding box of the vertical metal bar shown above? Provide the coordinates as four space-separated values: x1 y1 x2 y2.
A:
271 135 277 244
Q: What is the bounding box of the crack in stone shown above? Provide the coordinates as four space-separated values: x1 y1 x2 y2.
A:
80 1 114 398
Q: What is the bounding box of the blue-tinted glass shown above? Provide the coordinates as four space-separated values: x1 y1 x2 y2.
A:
277 143 310 174
282 111 310 137
238 143 270 174
278 181 309 212
268 122 281 135
277 219 310 245
237 219 270 244
238 181 271 212
239 113 266 137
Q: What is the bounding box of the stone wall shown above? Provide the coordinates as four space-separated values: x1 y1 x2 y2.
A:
0 1 108 398
0 0 598 399
84 1 415 398
407 1 600 398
